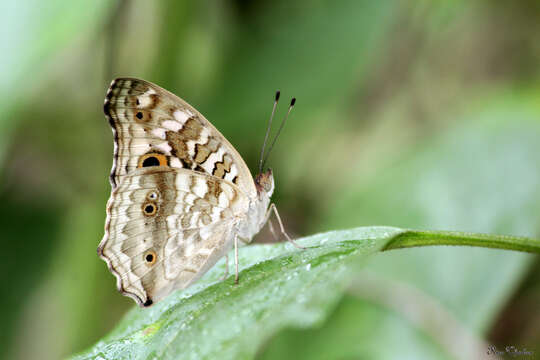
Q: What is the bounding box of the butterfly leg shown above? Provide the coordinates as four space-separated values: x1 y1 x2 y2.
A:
266 203 305 249
267 217 279 241
219 254 229 281
234 235 240 284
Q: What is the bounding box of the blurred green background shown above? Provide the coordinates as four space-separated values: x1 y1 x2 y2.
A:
1 1 539 359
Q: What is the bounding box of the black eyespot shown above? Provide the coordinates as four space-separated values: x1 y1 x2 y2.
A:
142 156 160 167
143 250 157 266
144 204 155 214
136 112 143 119
144 299 153 307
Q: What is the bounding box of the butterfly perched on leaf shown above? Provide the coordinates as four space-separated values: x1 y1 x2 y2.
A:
98 78 301 307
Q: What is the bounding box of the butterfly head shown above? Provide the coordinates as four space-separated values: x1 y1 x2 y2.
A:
255 168 274 197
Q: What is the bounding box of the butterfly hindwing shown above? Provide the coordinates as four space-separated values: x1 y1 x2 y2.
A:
103 78 257 198
98 166 249 306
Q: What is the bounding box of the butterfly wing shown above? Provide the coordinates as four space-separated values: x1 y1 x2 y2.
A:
103 77 257 198
98 166 248 306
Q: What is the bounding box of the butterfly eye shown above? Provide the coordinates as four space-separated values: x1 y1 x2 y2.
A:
147 191 159 201
143 250 157 266
142 203 158 216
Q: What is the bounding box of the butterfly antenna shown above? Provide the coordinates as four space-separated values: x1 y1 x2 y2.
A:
259 90 280 174
261 97 296 171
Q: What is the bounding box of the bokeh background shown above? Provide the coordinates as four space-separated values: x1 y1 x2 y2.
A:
1 1 539 359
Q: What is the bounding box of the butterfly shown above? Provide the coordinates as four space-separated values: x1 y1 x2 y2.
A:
97 78 301 307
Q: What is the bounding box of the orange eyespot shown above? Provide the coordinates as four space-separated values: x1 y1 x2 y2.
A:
138 153 168 168
143 250 157 266
142 203 157 216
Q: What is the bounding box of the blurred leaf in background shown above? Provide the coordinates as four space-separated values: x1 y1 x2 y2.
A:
0 1 539 359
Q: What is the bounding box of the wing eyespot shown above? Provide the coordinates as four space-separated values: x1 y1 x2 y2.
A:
138 153 168 168
133 110 151 122
142 156 160 167
142 203 158 216
147 190 159 201
143 250 157 266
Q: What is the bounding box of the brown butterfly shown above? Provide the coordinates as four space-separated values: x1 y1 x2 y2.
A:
98 78 301 306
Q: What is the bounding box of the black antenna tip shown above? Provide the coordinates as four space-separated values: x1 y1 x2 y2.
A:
290 98 296 106
275 91 280 101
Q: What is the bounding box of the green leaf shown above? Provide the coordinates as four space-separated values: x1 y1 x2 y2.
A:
322 94 540 333
272 93 540 360
383 230 540 253
72 227 539 360
258 294 458 360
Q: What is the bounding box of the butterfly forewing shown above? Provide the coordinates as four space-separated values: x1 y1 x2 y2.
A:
104 78 256 198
